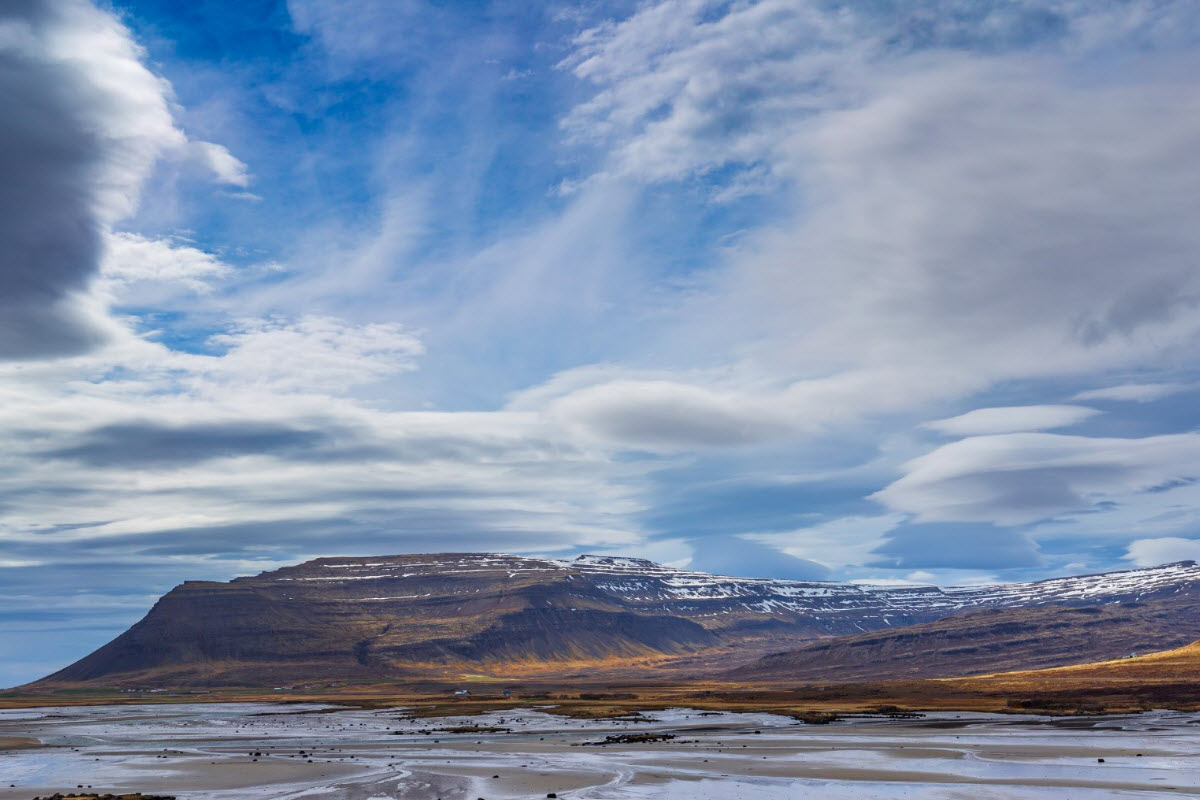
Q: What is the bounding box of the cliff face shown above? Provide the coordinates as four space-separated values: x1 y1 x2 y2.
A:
32 554 1200 688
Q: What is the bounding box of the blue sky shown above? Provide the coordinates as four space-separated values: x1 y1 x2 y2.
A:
3 0 1200 685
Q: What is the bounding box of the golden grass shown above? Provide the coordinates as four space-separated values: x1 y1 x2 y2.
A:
10 639 1200 717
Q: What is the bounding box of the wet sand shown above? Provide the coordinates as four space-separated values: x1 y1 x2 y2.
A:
2 702 1199 798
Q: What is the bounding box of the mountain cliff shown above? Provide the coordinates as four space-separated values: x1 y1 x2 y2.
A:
31 554 1200 688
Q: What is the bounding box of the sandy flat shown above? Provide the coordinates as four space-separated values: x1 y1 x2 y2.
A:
1 704 1199 798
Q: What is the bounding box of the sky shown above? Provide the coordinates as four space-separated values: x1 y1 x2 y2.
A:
3 0 1200 686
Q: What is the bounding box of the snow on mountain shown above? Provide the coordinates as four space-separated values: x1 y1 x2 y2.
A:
285 552 1200 620
554 555 1200 614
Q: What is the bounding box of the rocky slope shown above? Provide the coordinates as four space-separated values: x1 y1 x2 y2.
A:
731 598 1200 682
31 554 1200 688
931 635 1200 712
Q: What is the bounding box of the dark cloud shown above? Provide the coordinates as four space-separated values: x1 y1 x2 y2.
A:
0 0 115 358
869 522 1042 570
41 419 575 468
46 421 333 466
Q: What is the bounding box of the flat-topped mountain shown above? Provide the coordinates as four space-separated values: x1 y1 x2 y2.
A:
30 553 1200 688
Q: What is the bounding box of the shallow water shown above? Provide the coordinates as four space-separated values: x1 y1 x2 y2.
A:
2 703 1199 799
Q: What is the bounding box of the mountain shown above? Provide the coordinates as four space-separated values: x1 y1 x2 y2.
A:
29 554 1200 689
730 598 1200 682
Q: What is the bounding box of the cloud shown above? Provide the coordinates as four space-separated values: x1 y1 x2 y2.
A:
559 1 1200 435
869 522 1042 570
275 0 1200 452
922 405 1100 436
874 432 1200 525
46 421 332 467
747 514 907 572
562 0 1200 188
533 367 982 454
1125 537 1200 567
189 141 251 188
0 0 247 360
732 59 1200 382
102 233 233 294
287 0 429 73
0 312 648 576
194 316 425 393
687 534 831 580
1073 383 1188 403
0 306 651 571
11 0 1200 684
548 0 1200 577
549 379 794 451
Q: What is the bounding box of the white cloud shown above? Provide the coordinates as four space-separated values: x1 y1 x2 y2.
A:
548 379 794 451
257 0 1200 459
0 311 655 568
874 432 1200 525
1125 537 1200 567
922 405 1100 436
562 0 838 185
557 1 1200 438
194 316 425 394
10 0 1200 611
563 0 1200 187
30 0 186 221
747 513 906 571
1073 383 1188 403
524 365 995 455
0 0 252 359
189 141 251 188
102 233 233 294
733 59 1200 382
552 0 1200 570
286 0 427 72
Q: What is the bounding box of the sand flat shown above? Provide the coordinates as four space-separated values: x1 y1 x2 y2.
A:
1 704 1199 798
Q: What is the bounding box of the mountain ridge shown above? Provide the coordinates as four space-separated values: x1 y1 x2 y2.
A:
29 553 1200 689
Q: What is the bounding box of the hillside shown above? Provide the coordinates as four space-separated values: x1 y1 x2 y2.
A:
27 553 1200 689
732 599 1200 682
957 636 1200 688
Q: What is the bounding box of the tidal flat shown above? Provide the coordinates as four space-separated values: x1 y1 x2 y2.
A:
2 703 1199 799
